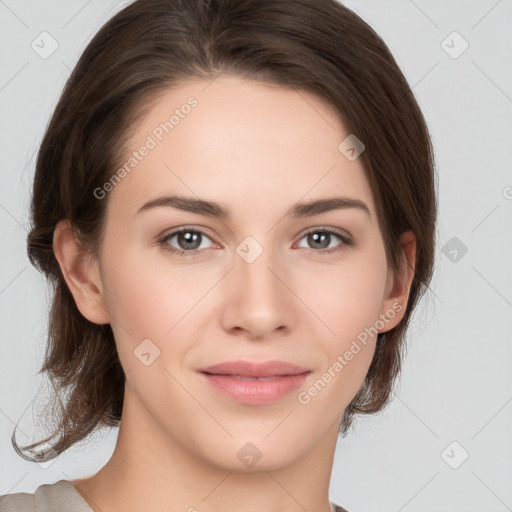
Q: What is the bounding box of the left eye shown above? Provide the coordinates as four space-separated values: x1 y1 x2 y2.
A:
158 227 352 257
295 228 352 254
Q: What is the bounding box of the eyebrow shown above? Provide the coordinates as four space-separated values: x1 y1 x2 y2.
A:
136 194 371 220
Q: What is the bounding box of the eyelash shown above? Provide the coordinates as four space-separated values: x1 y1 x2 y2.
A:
157 226 354 259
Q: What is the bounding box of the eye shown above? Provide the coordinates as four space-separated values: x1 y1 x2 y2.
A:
295 227 353 255
158 227 216 258
157 226 354 259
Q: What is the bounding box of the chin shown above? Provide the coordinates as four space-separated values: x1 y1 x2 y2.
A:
197 435 306 473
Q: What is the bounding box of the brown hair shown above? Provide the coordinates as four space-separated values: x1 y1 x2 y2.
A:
14 0 437 462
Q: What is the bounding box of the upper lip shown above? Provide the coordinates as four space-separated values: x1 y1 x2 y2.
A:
199 360 311 378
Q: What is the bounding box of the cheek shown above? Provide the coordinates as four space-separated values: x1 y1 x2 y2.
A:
98 244 168 356
306 249 389 344
99 245 212 367
103 262 172 336
302 247 388 394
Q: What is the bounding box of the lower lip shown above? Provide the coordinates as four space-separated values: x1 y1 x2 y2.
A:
200 372 311 405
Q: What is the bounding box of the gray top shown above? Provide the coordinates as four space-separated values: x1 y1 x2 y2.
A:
0 480 93 512
0 479 349 512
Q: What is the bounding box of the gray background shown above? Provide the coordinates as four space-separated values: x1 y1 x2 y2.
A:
1 1 511 511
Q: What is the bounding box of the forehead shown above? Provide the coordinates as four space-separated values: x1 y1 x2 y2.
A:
106 74 376 223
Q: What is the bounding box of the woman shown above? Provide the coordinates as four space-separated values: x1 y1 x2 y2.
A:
0 0 437 511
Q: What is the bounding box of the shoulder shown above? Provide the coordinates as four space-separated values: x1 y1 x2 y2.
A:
0 479 92 512
1 484 347 512
0 489 35 511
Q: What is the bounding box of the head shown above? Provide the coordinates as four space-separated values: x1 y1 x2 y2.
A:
15 0 437 464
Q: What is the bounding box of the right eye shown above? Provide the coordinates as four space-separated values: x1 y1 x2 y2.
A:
158 227 217 258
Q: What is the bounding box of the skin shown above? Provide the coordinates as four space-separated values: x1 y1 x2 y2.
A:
53 74 416 512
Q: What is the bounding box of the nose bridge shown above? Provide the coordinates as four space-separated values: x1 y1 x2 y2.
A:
222 234 296 335
235 235 285 302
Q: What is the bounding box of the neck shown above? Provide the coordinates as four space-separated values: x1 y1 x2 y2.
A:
73 382 340 512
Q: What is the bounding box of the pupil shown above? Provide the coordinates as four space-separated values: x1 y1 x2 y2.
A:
309 232 329 249
179 231 200 250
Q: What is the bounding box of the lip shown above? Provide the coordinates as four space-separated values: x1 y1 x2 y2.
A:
199 360 311 377
198 360 312 405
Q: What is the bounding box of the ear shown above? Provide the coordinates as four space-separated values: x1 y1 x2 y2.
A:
52 219 110 325
378 230 416 333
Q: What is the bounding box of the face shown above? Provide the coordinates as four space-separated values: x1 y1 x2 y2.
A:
72 74 408 471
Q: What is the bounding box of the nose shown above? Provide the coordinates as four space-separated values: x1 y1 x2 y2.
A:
219 243 298 339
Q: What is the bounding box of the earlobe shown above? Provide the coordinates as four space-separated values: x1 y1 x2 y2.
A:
379 230 416 332
52 220 110 325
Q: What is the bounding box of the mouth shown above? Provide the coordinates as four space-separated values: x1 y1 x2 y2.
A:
198 360 312 405
198 359 311 378
203 375 289 381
